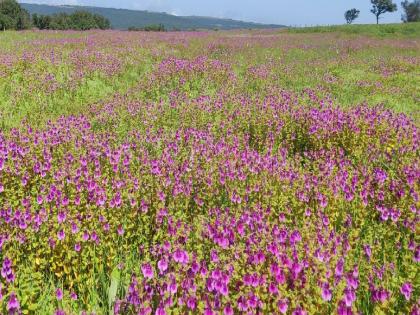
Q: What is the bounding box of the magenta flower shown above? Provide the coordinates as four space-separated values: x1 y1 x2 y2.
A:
169 280 177 294
335 258 344 277
371 287 389 303
204 309 214 315
414 247 420 263
157 259 168 273
400 282 413 301
91 231 98 242
210 250 219 263
155 307 166 315
374 168 387 184
219 282 229 296
292 307 307 315
71 223 79 234
223 304 233 315
321 283 332 302
237 296 248 311
346 275 359 290
411 305 420 315
277 299 289 314
364 244 372 260
56 288 63 301
82 231 90 241
70 291 78 300
57 230 65 241
343 288 356 307
290 230 302 244
337 301 352 315
7 292 20 313
186 297 196 310
57 211 66 224
1 257 15 283
269 282 279 295
173 249 189 265
275 269 286 284
141 263 154 279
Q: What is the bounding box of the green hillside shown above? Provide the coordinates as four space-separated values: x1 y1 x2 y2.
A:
20 3 286 30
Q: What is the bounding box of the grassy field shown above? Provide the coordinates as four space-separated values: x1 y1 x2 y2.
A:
0 25 419 314
286 22 420 37
0 25 419 129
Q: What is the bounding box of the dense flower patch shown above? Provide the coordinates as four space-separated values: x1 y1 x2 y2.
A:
0 30 419 314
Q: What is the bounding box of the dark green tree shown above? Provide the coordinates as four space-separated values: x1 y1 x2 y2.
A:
371 0 398 24
69 11 96 30
143 23 166 31
50 13 71 30
345 8 360 24
128 24 166 32
16 8 30 30
0 0 21 21
0 0 30 30
32 13 52 30
33 11 110 30
93 13 110 30
401 0 420 22
32 12 38 26
0 12 13 30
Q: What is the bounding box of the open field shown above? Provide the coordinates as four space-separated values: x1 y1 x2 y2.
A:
286 22 420 38
0 24 419 314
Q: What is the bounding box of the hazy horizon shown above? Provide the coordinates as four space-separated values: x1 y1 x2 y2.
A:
19 0 403 26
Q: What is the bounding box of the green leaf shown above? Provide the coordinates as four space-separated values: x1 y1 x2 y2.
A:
28 304 38 311
108 267 120 314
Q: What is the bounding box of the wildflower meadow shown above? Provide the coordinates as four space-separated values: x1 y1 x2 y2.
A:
0 25 419 314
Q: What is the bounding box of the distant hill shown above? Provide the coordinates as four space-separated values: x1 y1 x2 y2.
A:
20 3 286 30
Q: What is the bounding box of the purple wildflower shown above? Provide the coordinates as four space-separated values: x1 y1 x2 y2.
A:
400 282 413 301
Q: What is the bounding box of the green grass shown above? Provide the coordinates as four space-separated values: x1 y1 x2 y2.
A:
286 22 420 38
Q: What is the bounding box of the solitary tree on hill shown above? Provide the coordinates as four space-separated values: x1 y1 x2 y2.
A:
401 0 420 22
370 0 398 24
345 8 360 24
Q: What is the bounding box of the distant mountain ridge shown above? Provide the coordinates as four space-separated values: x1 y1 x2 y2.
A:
20 3 286 30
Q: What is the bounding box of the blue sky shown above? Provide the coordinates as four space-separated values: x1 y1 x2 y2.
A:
21 0 403 25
